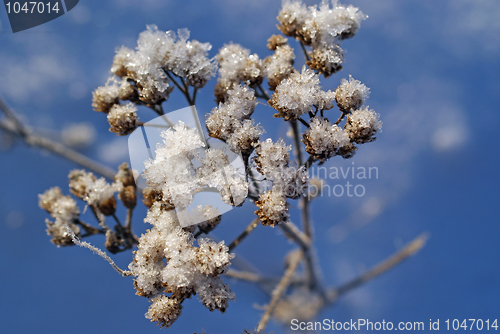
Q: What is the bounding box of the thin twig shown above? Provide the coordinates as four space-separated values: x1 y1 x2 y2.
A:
328 233 429 302
0 119 116 180
257 84 271 101
66 226 134 277
228 218 260 252
256 250 303 331
279 222 311 249
333 111 346 125
299 41 311 62
290 121 304 166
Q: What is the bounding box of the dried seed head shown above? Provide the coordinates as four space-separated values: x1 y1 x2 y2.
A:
267 34 288 50
98 196 117 216
107 103 138 136
337 142 357 159
92 78 120 113
105 230 121 254
255 190 290 227
344 106 382 144
306 45 344 78
45 218 80 247
68 169 96 199
335 75 370 112
146 295 183 328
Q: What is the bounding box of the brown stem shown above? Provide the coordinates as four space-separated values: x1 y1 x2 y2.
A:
228 218 260 252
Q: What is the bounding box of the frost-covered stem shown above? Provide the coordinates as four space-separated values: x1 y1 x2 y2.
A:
327 233 429 303
256 249 303 331
0 119 116 180
179 75 194 105
228 218 260 252
165 70 194 104
75 219 104 236
299 41 310 62
0 96 28 137
279 222 311 249
65 226 134 277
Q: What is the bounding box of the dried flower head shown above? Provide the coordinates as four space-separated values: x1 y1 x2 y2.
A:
264 44 296 90
255 190 290 227
277 0 309 37
344 106 382 144
269 66 335 121
107 103 138 135
267 34 288 50
335 75 370 112
92 77 120 113
302 116 350 160
306 45 344 78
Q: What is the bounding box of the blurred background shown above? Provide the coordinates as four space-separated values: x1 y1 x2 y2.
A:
1 0 499 333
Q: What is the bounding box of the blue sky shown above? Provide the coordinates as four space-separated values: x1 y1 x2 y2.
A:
1 0 499 333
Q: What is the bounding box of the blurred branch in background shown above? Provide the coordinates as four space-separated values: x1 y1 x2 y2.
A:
0 96 116 179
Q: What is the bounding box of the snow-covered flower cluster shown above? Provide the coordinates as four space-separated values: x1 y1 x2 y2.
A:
215 43 264 102
269 66 336 121
39 186 81 246
93 25 216 134
206 84 263 155
143 121 249 213
68 169 123 216
130 202 234 327
254 139 308 226
277 0 366 77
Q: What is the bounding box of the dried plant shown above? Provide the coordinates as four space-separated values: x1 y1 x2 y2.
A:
0 1 426 333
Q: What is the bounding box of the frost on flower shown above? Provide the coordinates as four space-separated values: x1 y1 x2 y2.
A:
255 190 290 227
302 116 351 160
344 106 382 144
215 43 264 102
335 75 370 112
107 102 138 135
130 202 235 327
254 138 308 225
277 0 309 37
39 187 81 246
104 25 216 107
306 44 344 78
92 77 120 113
264 43 296 90
143 122 205 210
269 66 335 121
206 85 263 155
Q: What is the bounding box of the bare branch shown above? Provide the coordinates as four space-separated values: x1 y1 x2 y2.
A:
257 250 303 331
328 233 429 302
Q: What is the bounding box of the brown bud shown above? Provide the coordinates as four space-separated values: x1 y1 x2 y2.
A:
119 185 137 209
98 196 117 216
